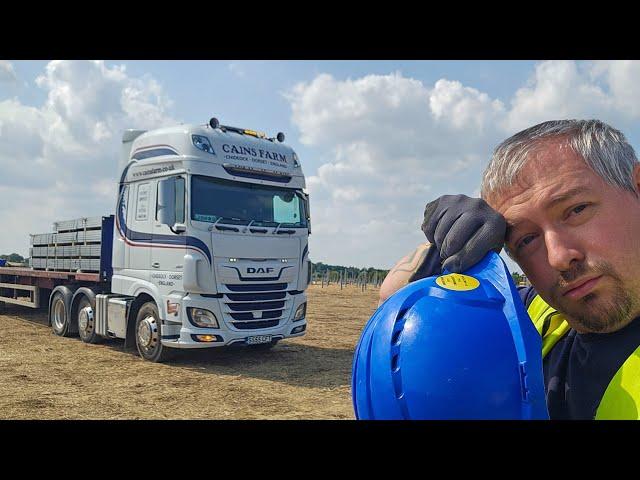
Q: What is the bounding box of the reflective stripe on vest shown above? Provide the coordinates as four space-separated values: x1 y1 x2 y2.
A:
595 345 640 420
526 294 640 420
526 295 571 357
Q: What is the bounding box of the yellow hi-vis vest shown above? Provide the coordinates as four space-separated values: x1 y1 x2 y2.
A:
527 295 640 419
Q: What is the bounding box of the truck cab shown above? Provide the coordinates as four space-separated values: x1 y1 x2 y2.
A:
110 118 310 361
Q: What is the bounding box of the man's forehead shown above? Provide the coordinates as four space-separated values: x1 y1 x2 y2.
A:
486 142 595 213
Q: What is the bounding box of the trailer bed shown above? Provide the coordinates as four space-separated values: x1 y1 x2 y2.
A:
0 266 100 282
0 267 101 309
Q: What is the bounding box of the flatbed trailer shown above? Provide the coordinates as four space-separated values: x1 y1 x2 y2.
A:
0 266 104 308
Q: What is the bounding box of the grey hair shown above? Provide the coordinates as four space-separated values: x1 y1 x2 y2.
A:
480 119 639 201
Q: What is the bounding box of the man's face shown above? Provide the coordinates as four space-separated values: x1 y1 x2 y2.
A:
489 140 640 334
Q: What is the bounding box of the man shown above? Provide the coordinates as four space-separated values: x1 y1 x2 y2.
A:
379 119 640 419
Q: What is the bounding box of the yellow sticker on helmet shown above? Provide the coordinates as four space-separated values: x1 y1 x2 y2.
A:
436 273 480 291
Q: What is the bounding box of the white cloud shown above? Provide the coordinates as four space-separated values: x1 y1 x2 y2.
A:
589 60 640 117
287 61 640 269
503 60 640 134
0 61 17 83
504 61 613 132
287 72 506 268
0 60 176 257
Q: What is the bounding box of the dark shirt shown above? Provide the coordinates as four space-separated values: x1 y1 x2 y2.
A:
518 286 640 419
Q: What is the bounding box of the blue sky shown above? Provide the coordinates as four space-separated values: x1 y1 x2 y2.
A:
3 60 640 273
2 60 539 178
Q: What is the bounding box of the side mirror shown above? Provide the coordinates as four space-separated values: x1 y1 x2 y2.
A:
303 193 311 234
158 177 176 227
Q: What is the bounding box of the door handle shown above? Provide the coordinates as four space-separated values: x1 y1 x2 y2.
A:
152 262 160 268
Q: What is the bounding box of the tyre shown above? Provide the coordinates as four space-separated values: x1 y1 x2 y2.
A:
77 294 101 344
50 288 75 337
135 302 172 362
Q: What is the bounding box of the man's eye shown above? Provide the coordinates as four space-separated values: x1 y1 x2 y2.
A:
571 204 588 215
517 235 535 251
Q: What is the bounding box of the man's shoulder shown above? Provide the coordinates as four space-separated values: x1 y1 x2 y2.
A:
517 285 538 308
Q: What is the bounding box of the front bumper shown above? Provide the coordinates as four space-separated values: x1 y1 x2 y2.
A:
159 291 307 349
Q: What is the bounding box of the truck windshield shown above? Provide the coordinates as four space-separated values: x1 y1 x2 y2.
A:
191 175 307 228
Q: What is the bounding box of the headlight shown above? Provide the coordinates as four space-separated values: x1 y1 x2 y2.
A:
192 135 215 155
293 302 307 322
187 308 219 328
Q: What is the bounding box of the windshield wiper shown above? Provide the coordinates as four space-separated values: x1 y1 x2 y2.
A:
213 216 251 226
270 222 296 235
209 216 249 233
215 225 240 232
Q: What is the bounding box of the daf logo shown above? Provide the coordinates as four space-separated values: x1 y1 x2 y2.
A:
247 267 274 274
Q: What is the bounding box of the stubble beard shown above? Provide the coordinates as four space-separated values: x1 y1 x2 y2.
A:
548 260 637 334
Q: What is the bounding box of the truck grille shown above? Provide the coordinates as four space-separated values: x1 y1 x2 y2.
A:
232 320 279 330
225 292 286 301
227 301 285 311
225 283 287 292
229 310 282 321
221 283 291 330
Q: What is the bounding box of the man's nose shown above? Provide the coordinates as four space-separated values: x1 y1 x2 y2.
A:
544 229 584 272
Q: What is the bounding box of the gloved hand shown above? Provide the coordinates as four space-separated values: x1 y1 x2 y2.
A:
420 194 507 273
408 242 443 282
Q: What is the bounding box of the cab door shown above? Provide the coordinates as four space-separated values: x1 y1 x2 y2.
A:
151 176 186 279
127 180 154 272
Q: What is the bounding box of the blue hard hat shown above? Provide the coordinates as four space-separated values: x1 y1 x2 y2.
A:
352 251 549 420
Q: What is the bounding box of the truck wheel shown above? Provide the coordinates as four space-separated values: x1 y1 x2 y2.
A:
77 295 101 344
50 288 74 337
135 302 172 362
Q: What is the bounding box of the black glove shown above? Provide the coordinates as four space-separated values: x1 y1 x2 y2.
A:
408 242 443 282
420 194 507 273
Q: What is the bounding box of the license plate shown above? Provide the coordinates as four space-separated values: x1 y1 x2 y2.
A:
246 335 272 345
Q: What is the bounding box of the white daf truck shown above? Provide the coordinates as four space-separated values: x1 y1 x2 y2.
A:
0 117 311 362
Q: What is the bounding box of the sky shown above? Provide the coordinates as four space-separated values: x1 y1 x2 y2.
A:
3 60 640 273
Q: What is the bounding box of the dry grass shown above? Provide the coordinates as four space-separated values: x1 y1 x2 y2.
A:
0 283 380 419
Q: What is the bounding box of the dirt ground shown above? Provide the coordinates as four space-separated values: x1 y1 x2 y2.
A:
0 283 380 419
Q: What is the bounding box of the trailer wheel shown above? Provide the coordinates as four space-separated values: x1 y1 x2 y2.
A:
135 302 172 362
50 288 74 337
77 295 101 344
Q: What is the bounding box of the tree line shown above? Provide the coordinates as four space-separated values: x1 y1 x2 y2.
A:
0 253 26 264
311 261 527 287
311 262 388 280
